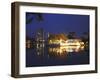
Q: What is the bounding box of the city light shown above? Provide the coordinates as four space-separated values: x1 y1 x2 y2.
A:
26 29 87 56
48 39 85 55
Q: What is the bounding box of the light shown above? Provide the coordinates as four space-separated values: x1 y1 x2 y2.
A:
48 39 85 55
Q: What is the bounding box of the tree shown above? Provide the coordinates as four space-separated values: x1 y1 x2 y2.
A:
67 32 76 39
81 32 89 43
26 13 43 24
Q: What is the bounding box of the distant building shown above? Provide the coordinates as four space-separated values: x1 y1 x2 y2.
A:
35 28 45 43
48 33 67 45
34 28 45 55
26 37 33 48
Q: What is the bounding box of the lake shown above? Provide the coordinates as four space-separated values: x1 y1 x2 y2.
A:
26 44 89 67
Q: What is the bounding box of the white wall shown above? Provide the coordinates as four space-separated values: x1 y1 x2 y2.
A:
0 0 100 80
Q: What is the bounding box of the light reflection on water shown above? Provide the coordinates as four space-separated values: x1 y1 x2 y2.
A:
48 45 85 56
35 43 85 58
26 44 89 67
48 46 84 56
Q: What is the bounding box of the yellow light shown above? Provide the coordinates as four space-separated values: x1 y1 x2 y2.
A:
48 39 85 55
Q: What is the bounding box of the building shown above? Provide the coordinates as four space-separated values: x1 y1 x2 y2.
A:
48 33 67 45
35 28 45 55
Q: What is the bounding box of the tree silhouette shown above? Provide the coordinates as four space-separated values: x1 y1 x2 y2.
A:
67 32 76 39
81 32 89 43
26 13 43 24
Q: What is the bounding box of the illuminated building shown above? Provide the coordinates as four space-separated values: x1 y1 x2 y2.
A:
48 33 67 45
26 37 33 48
26 40 31 48
48 35 85 54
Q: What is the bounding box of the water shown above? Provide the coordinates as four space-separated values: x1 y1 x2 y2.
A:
26 45 89 67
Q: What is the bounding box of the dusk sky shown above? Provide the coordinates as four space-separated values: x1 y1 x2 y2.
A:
26 12 89 38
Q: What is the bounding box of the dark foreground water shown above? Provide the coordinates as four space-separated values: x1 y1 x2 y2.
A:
26 45 89 67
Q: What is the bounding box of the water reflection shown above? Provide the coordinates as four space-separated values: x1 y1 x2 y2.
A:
34 42 85 57
49 45 84 54
26 42 89 67
36 43 45 56
47 45 85 58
